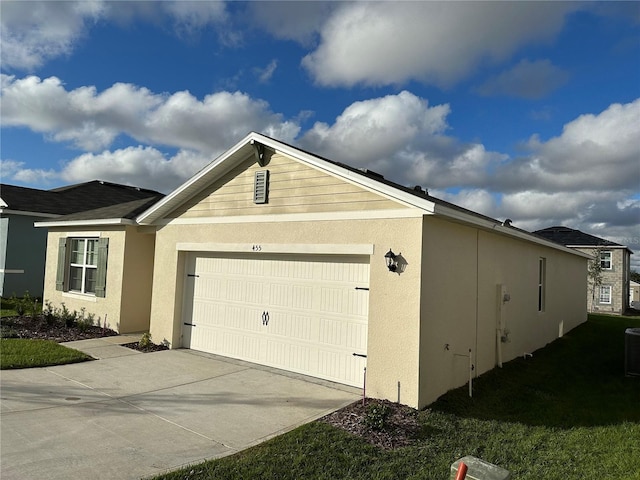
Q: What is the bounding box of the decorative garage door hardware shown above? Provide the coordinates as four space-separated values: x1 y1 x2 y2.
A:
184 322 196 327
187 273 199 277
352 353 367 358
261 311 270 326
355 287 369 291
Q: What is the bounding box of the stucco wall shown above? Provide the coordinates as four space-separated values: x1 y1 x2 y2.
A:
150 215 426 407
418 217 588 408
119 226 156 333
43 226 154 333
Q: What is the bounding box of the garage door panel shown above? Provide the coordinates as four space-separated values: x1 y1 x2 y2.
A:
184 252 369 387
268 312 313 340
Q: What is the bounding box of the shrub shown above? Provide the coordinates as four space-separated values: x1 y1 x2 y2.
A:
363 401 391 431
139 332 153 349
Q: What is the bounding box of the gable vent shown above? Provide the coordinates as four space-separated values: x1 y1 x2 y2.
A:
254 170 269 204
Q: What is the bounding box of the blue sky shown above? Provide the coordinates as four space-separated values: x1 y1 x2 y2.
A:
1 1 639 268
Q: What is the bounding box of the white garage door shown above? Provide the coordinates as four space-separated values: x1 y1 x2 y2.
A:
182 252 369 387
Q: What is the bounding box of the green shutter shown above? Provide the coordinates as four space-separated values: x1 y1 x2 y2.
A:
55 238 67 291
95 238 109 298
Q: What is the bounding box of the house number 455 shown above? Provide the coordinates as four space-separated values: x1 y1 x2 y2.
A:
252 245 262 252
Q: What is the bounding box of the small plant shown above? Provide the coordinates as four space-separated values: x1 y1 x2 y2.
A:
138 332 153 350
59 303 78 328
76 308 95 333
43 300 58 325
363 400 391 431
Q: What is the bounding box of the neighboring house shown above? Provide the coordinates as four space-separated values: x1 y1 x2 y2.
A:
1 181 163 299
630 280 640 307
534 226 633 314
40 133 590 409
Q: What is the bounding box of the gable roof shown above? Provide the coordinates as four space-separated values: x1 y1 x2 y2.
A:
534 226 632 253
136 132 589 259
1 180 163 218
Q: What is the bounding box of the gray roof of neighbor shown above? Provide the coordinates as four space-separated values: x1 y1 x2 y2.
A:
0 181 164 216
534 226 625 248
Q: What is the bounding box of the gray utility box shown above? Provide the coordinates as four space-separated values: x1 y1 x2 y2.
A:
625 328 640 377
450 456 511 480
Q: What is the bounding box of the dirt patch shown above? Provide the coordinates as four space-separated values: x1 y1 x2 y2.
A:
320 398 422 450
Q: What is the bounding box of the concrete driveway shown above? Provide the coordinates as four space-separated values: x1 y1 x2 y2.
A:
0 336 360 480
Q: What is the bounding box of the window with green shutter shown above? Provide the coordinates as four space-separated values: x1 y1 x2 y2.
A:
55 237 108 297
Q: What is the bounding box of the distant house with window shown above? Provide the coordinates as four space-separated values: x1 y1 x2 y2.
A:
0 182 163 299
534 226 633 314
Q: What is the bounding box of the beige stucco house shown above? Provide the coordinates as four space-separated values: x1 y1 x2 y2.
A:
39 132 590 408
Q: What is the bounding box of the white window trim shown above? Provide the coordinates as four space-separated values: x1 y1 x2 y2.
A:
538 257 546 313
599 285 612 304
600 251 612 270
68 238 99 295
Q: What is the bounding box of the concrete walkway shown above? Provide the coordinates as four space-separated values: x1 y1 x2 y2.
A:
0 336 360 480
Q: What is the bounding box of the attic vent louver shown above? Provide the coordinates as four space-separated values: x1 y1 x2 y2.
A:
254 170 269 204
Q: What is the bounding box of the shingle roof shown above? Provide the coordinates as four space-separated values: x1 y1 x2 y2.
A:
51 197 165 222
533 226 623 248
0 181 164 216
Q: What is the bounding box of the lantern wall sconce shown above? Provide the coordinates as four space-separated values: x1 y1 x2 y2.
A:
384 249 400 272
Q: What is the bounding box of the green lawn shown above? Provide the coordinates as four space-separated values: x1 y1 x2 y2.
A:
0 339 92 369
154 313 640 480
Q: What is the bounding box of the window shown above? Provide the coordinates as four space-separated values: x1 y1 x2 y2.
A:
56 237 108 297
538 257 546 312
599 285 612 304
600 251 612 270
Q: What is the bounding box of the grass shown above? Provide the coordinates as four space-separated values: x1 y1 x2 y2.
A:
0 338 92 369
1 295 42 318
153 313 640 480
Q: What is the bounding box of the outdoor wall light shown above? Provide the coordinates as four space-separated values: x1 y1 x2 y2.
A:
385 249 399 272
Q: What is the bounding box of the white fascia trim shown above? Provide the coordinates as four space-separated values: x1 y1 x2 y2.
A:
160 208 425 226
177 242 374 256
34 218 134 228
566 245 627 249
435 204 592 259
0 209 60 218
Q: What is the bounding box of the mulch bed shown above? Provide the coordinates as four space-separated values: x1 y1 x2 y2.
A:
1 314 118 342
0 315 168 352
320 398 422 450
121 341 169 353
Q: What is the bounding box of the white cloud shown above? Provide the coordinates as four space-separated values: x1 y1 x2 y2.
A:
498 99 640 192
300 90 507 189
302 2 578 88
0 74 300 152
4 147 212 193
254 60 278 83
475 59 570 99
247 1 336 45
0 1 232 71
0 0 106 70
